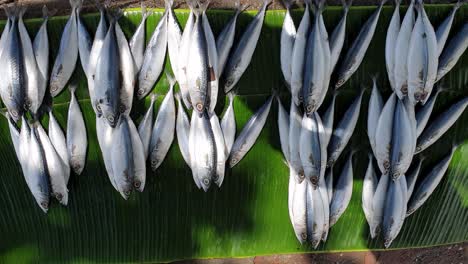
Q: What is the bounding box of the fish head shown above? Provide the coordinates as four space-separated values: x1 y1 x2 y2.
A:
335 78 346 89
201 176 211 192
8 108 21 122
55 191 69 206
134 180 145 192
136 86 148 100
49 80 63 97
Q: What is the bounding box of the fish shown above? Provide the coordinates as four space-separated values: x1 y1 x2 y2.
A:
317 1 332 109
368 77 383 156
393 0 416 98
299 112 326 186
289 100 304 182
308 181 325 248
77 3 92 75
49 0 80 97
125 116 146 192
362 154 379 238
371 172 389 236
166 0 182 82
375 93 397 174
137 10 168 99
217 0 246 75
1 111 20 157
329 151 354 227
66 84 87 175
406 158 423 201
415 87 442 137
210 113 227 187
277 96 290 163
110 118 134 199
319 180 330 242
48 109 70 182
327 90 364 167
385 0 400 90
223 0 272 93
335 0 385 88
290 0 310 105
138 93 156 160
435 0 464 56
407 0 438 105
221 92 236 154
382 178 405 248
175 93 191 166
407 146 456 216
228 95 273 168
399 175 408 224
280 0 297 88
329 0 352 74
415 97 468 153
436 23 468 82
149 74 176 171
34 122 69 205
390 99 415 179
96 116 117 190
289 169 308 243
129 4 150 72
322 92 337 147
0 7 12 58
325 167 333 206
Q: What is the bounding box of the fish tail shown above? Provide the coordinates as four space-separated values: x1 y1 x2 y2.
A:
18 5 27 20
341 0 353 12
264 0 274 7
197 0 211 13
42 5 57 19
281 0 294 9
165 71 177 88
165 0 174 10
94 0 105 12
150 92 158 103
235 0 249 14
455 0 467 10
141 3 151 20
187 0 197 11
227 91 236 103
69 0 83 10
69 83 78 94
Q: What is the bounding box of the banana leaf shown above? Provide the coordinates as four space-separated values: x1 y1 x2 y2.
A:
0 4 467 263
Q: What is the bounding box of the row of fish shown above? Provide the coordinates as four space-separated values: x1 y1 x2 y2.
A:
363 0 467 248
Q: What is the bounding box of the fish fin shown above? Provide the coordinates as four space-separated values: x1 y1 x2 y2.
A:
42 5 57 19
166 71 177 88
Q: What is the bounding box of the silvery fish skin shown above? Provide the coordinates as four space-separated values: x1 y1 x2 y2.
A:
129 4 150 72
137 11 168 99
115 19 136 115
368 77 383 156
385 0 400 90
318 176 330 241
317 2 332 103
435 0 463 56
77 4 92 76
290 0 310 105
371 173 389 235
228 95 273 168
96 116 117 190
289 101 304 182
289 169 308 243
407 1 438 105
1 112 20 157
149 79 176 171
375 93 397 174
49 0 80 97
223 0 271 93
277 96 290 163
308 182 325 248
217 0 245 75
299 112 326 186
335 0 384 88
166 0 182 80
329 0 351 74
390 99 415 179
186 8 209 114
415 88 442 137
175 93 191 166
48 110 70 182
403 97 417 153
125 116 146 192
327 90 363 167
383 178 405 248
325 168 333 206
18 116 32 179
407 147 456 216
322 93 337 147
416 97 468 153
399 175 408 224
94 20 120 127
280 0 296 88
362 154 379 238
210 113 227 187
329 152 354 227
66 84 87 175
111 118 134 199
406 158 423 200
34 123 69 205
0 8 11 58
221 92 236 154
393 0 415 98
436 23 468 82
138 93 156 160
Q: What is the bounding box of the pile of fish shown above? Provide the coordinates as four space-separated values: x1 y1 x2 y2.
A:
278 0 384 247
0 1 88 213
363 0 468 248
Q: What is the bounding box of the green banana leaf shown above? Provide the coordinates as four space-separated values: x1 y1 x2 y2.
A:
0 4 467 263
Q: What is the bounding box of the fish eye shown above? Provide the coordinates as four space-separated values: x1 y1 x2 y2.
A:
230 158 237 165
107 115 115 123
55 193 63 200
203 178 210 185
196 103 203 111
138 89 145 95
41 201 49 209
134 181 141 188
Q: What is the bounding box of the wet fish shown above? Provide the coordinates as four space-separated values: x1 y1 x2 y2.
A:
137 10 168 99
221 92 236 154
138 93 156 160
0 7 12 57
289 101 304 182
49 0 80 97
111 118 134 199
322 92 337 147
308 181 325 248
175 93 191 166
77 3 91 75
327 90 363 167
129 4 150 72
299 112 326 186
362 154 379 238
223 0 271 93
325 167 333 206
317 1 332 109
385 0 400 90
210 113 227 187
277 96 290 163
228 95 273 168
415 87 442 137
436 23 468 82
368 77 383 156
371 172 389 235
329 0 352 74
66 84 87 175
406 158 423 200
416 97 468 153
280 0 296 88
289 169 308 243
375 93 397 174
329 151 354 227
435 0 464 56
48 109 70 181
335 0 385 88
383 178 405 248
149 75 176 171
96 116 117 190
390 99 415 179
166 0 182 81
1 112 20 157
407 146 456 216
125 116 146 192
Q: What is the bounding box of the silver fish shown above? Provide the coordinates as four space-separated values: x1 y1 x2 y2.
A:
299 112 326 186
228 95 273 168
49 0 80 97
96 116 117 190
66 84 87 175
137 10 168 99
407 146 456 216
317 1 332 108
406 158 423 201
149 75 176 171
0 7 11 58
318 174 330 241
175 93 191 166
308 181 325 248
280 0 296 88
48 109 70 182
277 96 290 163
385 0 400 90
329 0 352 74
375 93 397 174
138 93 156 160
289 100 304 182
126 116 146 192
1 112 20 157
362 154 379 238
368 77 383 156
335 0 384 88
289 168 308 243
221 92 236 154
415 87 442 137
111 118 134 199
416 97 468 153
436 23 468 82
371 172 389 236
223 0 271 93
390 99 415 179
383 178 405 248
327 90 363 167
129 4 150 72
325 167 333 206
77 4 91 76
166 0 182 82
210 113 227 187
329 151 354 227
435 0 464 56
322 92 337 147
